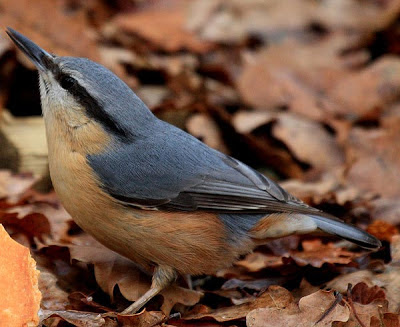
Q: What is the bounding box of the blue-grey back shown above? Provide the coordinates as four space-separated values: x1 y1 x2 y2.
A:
88 119 256 200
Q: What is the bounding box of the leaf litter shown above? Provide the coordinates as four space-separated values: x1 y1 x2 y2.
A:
1 0 400 326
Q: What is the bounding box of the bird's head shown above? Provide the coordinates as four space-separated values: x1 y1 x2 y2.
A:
6 28 153 153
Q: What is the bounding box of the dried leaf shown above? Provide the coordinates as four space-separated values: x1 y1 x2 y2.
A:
342 299 389 327
370 198 400 226
108 0 214 53
230 111 304 178
350 282 386 305
0 224 41 326
41 310 166 327
221 278 287 292
185 285 293 322
235 252 284 272
272 113 345 170
186 113 229 154
330 57 400 119
247 290 349 327
39 271 69 311
346 121 400 199
2 1 400 325
370 313 400 327
366 220 399 242
0 170 36 201
328 267 400 313
0 0 100 61
115 310 166 327
281 171 343 205
6 194 72 242
40 309 105 327
391 235 400 263
0 212 51 243
290 240 358 268
232 111 275 134
237 35 363 120
68 235 201 315
188 0 400 44
68 292 112 313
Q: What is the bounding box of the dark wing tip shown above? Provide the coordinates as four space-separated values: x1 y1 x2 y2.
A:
311 214 382 250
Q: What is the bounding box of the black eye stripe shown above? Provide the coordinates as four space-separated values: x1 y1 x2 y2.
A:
53 71 129 139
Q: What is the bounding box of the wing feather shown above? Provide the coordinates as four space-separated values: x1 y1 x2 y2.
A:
88 120 315 215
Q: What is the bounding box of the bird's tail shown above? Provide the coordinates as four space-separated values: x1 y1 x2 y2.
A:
309 214 381 249
250 212 381 249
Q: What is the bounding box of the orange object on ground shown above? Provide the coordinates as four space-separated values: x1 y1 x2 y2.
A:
0 224 41 327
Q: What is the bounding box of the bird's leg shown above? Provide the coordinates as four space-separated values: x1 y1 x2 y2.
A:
121 265 177 315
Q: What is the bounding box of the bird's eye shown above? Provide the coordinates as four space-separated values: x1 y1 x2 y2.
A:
60 76 76 90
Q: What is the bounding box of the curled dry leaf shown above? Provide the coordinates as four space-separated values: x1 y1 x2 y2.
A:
107 0 214 53
40 308 166 327
231 111 304 178
67 235 201 315
370 198 400 226
237 35 364 120
187 0 400 44
188 0 319 44
290 239 358 268
115 310 166 327
0 170 36 202
315 0 400 33
366 220 399 242
327 267 400 313
68 292 113 313
281 170 348 205
6 198 72 243
40 309 105 327
346 120 400 200
232 110 345 174
235 252 284 272
185 285 293 322
38 270 69 311
3 0 400 325
350 282 386 305
246 289 349 327
272 113 345 170
0 212 51 243
370 313 400 327
232 111 275 135
136 86 170 110
221 277 288 293
330 57 400 119
0 0 100 61
391 235 400 263
186 113 229 154
342 298 390 327
0 224 41 327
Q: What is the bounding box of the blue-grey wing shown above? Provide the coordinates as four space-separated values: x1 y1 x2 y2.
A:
88 120 314 214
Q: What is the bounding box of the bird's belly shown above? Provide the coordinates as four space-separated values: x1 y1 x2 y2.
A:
48 150 251 275
47 150 143 261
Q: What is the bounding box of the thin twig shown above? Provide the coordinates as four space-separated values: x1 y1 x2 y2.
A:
378 305 388 327
314 290 343 325
344 283 368 327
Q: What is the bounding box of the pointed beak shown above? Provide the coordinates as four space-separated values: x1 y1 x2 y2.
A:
6 27 53 71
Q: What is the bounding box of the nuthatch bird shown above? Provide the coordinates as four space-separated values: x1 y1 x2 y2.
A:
6 28 381 314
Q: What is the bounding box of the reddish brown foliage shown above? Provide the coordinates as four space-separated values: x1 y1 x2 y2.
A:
1 0 400 326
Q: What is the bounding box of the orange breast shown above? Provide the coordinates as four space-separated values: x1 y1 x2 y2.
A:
48 140 252 275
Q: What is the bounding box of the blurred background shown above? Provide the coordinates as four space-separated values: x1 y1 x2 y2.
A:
0 0 400 226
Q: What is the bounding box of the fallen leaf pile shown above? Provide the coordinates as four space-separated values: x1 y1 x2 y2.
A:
1 0 400 326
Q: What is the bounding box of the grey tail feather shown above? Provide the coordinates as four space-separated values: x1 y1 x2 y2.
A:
310 214 381 249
